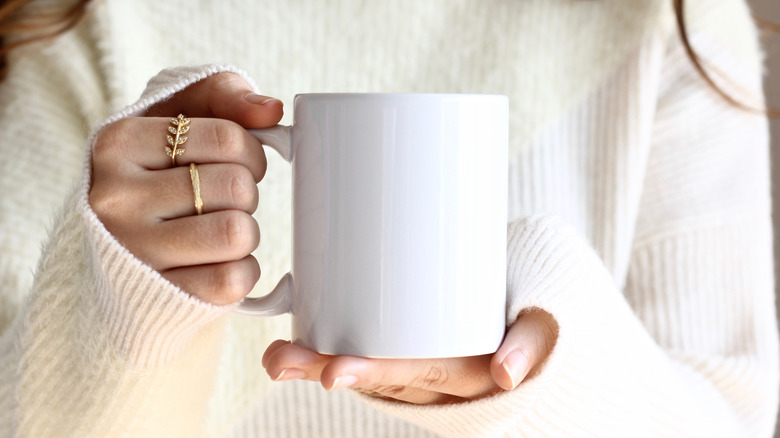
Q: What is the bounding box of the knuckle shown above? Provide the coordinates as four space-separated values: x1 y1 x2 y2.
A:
92 118 133 162
412 364 449 390
205 73 248 112
89 188 160 267
88 183 124 221
209 120 242 157
225 166 258 211
208 72 245 93
210 263 248 303
221 211 259 254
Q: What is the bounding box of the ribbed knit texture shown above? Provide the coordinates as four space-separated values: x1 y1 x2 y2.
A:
0 0 777 437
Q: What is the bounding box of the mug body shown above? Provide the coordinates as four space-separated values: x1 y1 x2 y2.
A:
289 93 508 358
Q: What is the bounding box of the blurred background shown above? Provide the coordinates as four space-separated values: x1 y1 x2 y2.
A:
744 0 780 436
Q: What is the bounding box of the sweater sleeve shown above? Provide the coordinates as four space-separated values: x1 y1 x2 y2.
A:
0 63 257 437
358 2 779 437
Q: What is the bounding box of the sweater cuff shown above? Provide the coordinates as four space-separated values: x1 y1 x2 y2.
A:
81 196 233 367
77 64 257 367
504 215 605 324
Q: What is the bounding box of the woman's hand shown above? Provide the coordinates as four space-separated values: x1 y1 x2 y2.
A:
89 73 282 305
262 309 558 404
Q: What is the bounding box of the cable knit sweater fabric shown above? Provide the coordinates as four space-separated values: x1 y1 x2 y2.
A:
1 0 778 437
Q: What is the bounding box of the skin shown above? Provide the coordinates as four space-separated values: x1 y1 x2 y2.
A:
88 72 559 405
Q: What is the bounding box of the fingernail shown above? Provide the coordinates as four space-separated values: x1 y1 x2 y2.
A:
502 350 529 389
328 375 358 391
274 368 306 381
245 93 281 106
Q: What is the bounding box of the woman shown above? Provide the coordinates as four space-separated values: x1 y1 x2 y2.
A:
0 0 777 436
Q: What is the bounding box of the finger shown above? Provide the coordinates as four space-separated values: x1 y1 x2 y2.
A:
145 72 283 129
161 255 261 305
262 341 332 382
491 309 559 390
319 354 498 399
260 342 494 404
137 210 260 270
97 117 268 181
141 164 259 219
261 339 291 369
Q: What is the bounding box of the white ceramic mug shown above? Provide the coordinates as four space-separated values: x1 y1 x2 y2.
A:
243 93 508 358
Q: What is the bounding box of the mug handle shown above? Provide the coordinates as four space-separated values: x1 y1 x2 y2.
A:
233 125 293 316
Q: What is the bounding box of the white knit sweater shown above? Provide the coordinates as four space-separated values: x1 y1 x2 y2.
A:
0 0 777 437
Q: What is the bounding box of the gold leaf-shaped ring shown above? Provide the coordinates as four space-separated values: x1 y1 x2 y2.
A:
165 114 191 166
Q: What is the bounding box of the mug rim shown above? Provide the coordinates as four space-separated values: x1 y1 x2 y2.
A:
294 92 508 101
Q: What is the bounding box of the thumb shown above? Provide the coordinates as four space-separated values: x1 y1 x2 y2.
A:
490 309 558 390
146 71 283 129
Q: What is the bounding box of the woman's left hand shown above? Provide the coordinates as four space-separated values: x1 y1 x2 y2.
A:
261 309 558 404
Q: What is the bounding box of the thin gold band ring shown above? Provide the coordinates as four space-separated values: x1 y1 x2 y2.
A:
189 162 204 215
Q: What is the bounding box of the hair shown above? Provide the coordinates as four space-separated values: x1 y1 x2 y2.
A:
0 0 89 76
672 0 780 117
0 0 777 115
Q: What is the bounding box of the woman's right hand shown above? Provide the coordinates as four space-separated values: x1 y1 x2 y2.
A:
88 73 283 305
